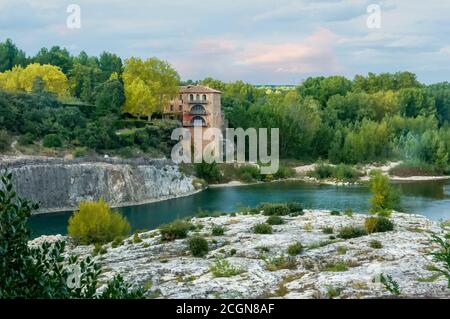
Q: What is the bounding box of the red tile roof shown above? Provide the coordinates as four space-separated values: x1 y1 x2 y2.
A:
180 85 221 94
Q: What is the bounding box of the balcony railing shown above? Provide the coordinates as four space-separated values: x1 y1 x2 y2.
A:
188 99 208 104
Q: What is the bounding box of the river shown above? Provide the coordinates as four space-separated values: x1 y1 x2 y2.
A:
28 179 450 238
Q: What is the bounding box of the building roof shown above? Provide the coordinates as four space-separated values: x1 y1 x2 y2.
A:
180 85 221 94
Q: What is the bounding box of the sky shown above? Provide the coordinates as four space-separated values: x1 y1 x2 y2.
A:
1 0 450 85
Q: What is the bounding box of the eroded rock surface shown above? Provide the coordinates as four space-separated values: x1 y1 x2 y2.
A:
38 211 450 299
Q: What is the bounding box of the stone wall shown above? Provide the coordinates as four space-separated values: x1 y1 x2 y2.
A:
0 157 195 212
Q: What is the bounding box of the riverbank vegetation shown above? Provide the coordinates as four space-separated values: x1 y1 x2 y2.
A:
1 39 449 178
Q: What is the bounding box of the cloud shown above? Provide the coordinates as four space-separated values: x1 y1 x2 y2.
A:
236 28 342 74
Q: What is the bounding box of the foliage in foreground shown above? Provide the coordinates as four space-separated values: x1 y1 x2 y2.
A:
210 259 244 278
379 273 401 296
0 171 143 299
429 233 450 288
67 199 131 245
364 217 394 234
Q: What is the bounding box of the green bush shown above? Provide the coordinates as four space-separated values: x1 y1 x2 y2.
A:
188 236 209 257
369 240 383 249
43 133 63 148
253 223 273 234
0 129 10 152
287 242 303 256
133 232 142 244
338 226 368 239
322 227 334 234
364 217 394 234
324 261 349 272
265 256 296 271
369 170 400 217
236 165 262 182
266 216 284 225
0 171 144 299
17 133 35 146
68 200 131 245
258 203 290 216
159 220 194 241
330 210 341 216
210 259 244 277
287 202 303 213
73 147 88 158
93 243 107 256
212 225 225 236
195 161 222 184
111 237 124 248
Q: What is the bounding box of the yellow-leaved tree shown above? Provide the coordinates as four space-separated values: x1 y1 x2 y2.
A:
123 57 179 120
0 63 68 96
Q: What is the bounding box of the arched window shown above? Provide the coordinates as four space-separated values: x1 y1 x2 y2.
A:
196 94 200 101
189 94 194 101
190 104 206 114
191 116 206 127
203 94 207 101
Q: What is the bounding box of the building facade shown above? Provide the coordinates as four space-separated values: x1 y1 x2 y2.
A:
163 85 223 133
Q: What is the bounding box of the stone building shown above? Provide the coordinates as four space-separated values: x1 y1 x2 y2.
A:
163 85 223 132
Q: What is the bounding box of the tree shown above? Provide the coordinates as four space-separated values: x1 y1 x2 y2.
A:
368 170 400 216
33 46 73 74
0 63 69 96
0 39 28 72
99 52 123 82
94 79 125 116
123 57 180 120
0 172 144 299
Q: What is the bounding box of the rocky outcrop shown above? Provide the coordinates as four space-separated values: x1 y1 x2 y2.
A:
1 156 195 212
38 211 449 299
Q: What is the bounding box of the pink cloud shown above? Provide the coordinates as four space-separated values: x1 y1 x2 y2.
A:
236 28 342 73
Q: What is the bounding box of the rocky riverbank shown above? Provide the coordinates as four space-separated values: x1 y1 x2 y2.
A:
0 155 196 212
34 210 450 299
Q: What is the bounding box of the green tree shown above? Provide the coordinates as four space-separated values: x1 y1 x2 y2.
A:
94 79 125 116
368 170 400 216
0 172 144 299
0 39 28 72
123 57 180 120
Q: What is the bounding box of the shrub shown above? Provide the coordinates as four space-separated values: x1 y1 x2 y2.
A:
43 133 63 148
73 147 88 158
324 261 349 272
364 217 394 234
210 259 244 277
159 220 194 241
17 133 35 146
338 226 368 239
369 240 383 249
265 256 296 271
429 234 450 288
379 273 401 296
369 170 400 217
0 129 10 152
212 225 225 236
274 165 296 179
188 236 209 257
93 243 107 256
344 208 353 217
322 227 334 234
253 223 273 234
287 242 303 256
287 202 303 213
68 200 131 245
133 232 142 244
236 165 261 182
258 203 290 216
111 237 124 248
195 161 221 184
266 216 284 225
330 210 341 216
0 171 143 299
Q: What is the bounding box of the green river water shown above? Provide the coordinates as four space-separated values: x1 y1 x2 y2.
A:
28 179 450 238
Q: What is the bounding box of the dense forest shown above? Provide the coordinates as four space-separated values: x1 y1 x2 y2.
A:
0 39 449 175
